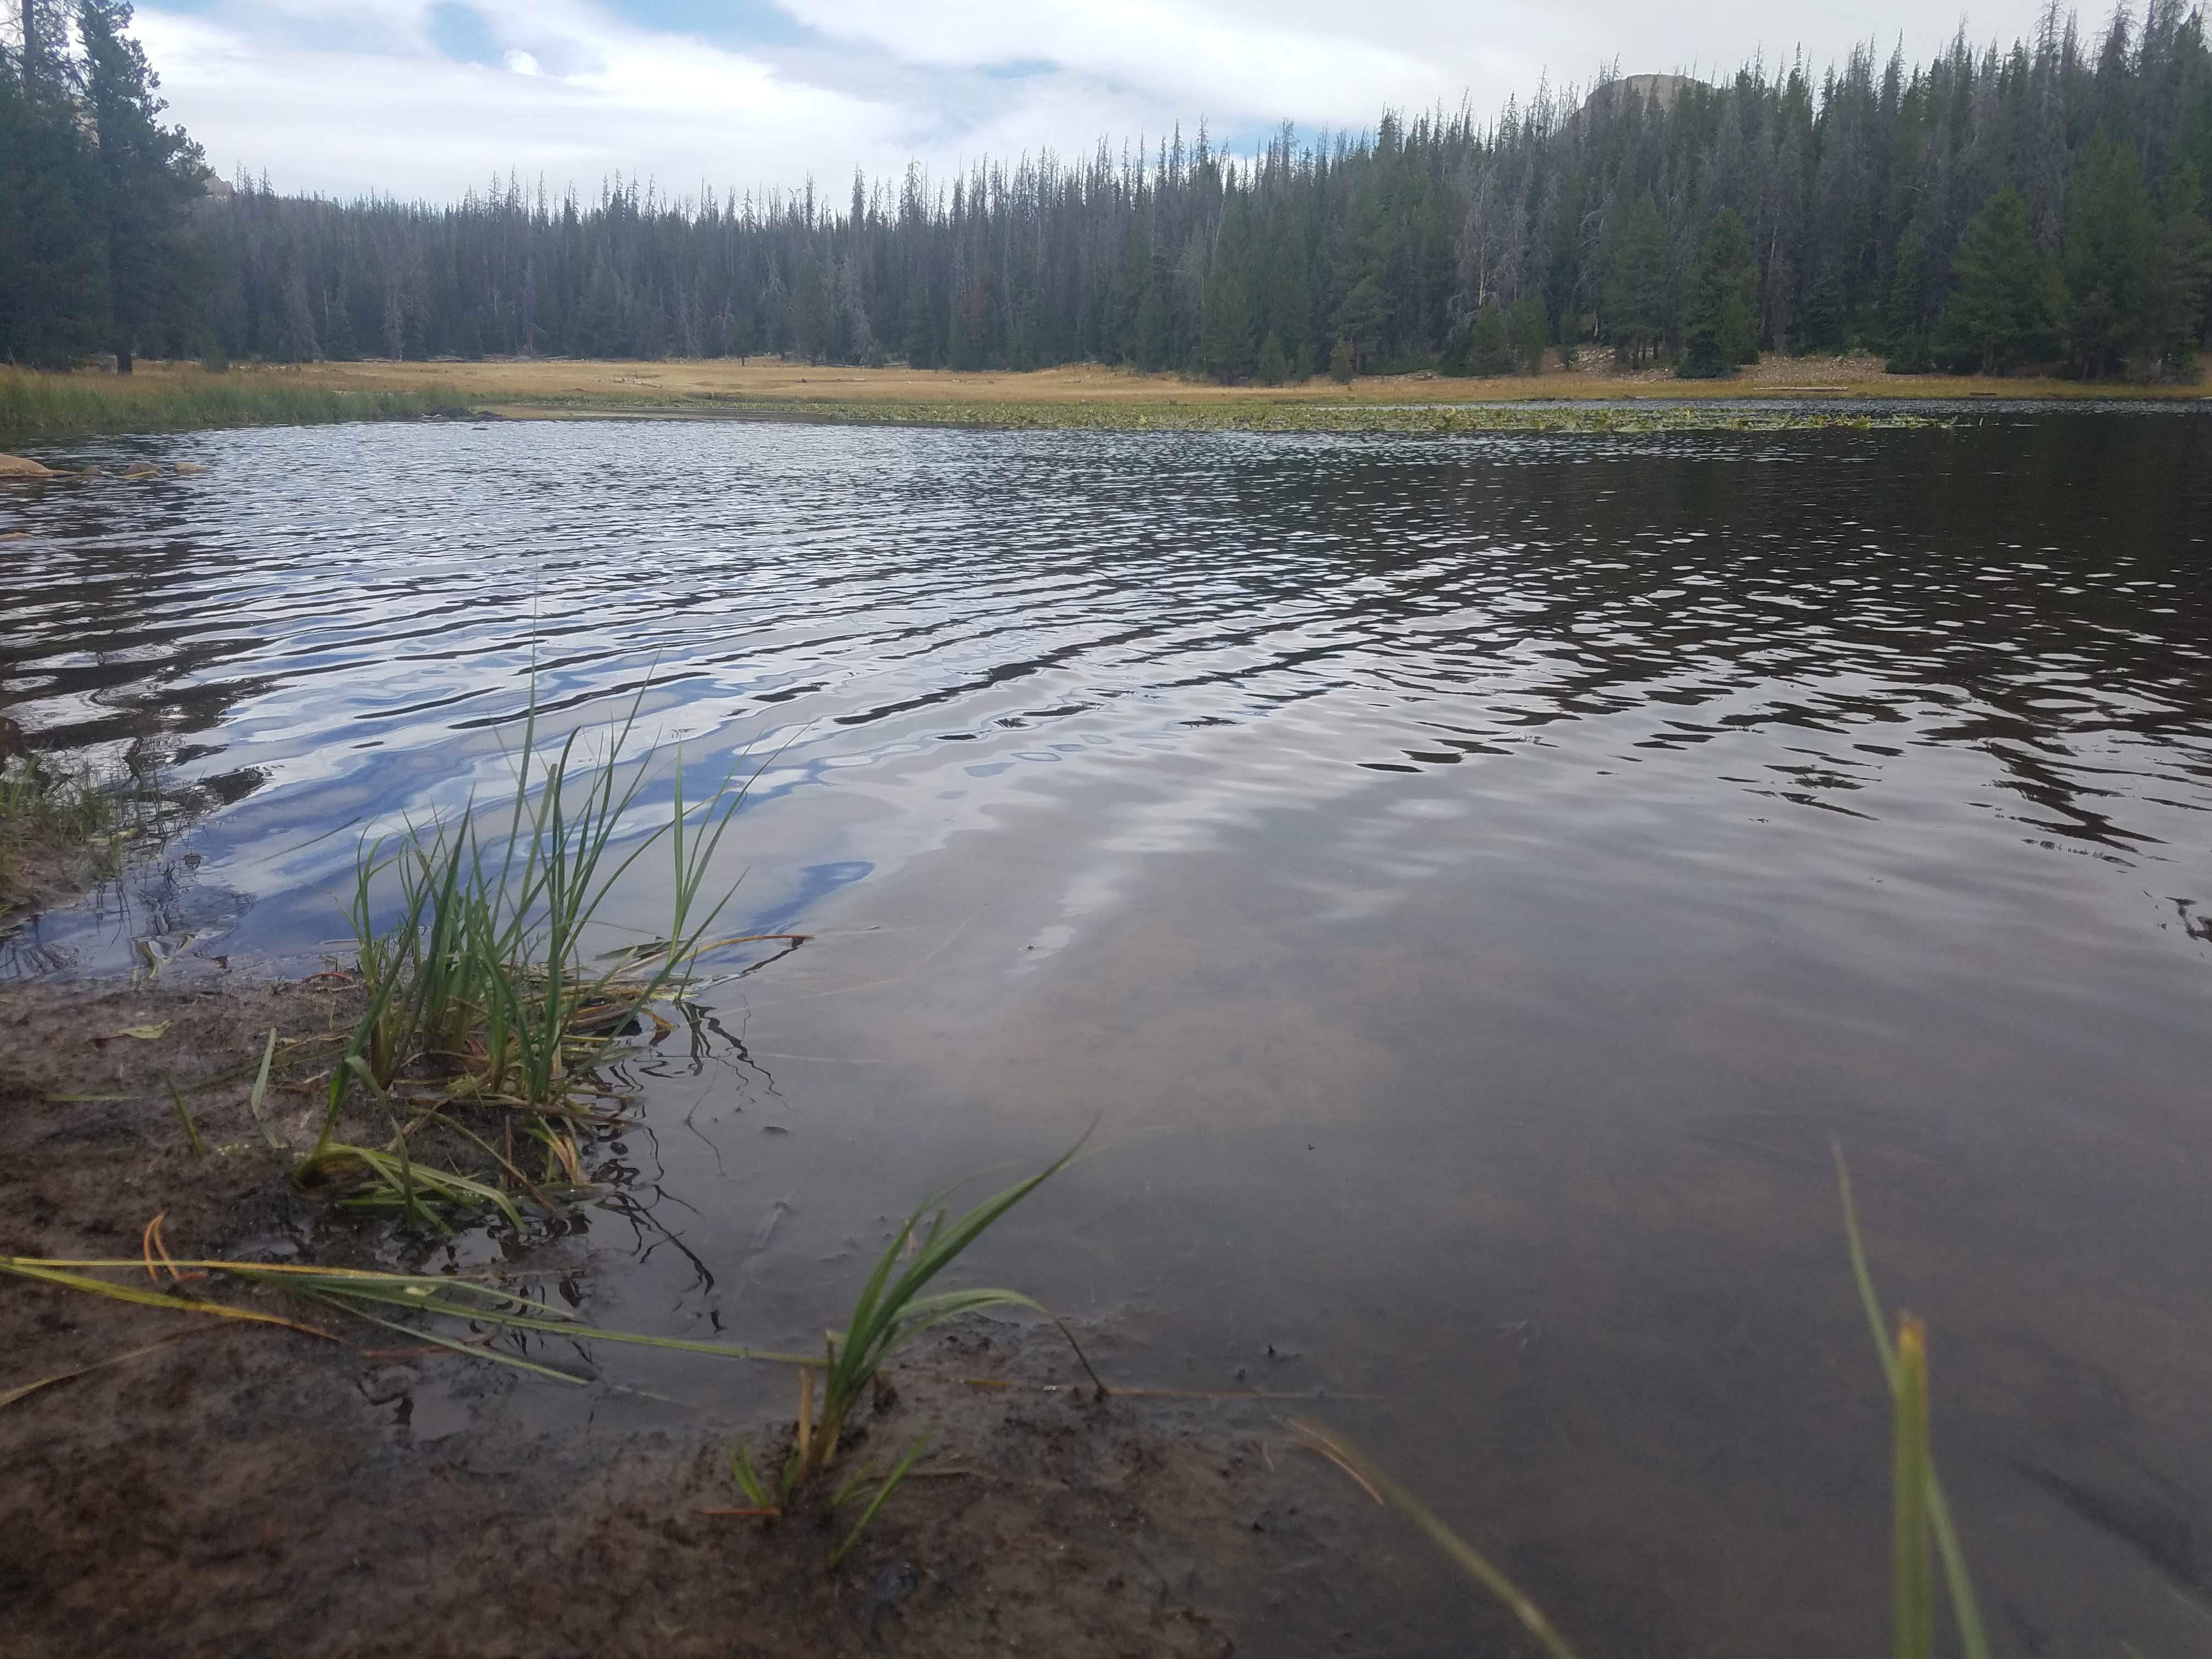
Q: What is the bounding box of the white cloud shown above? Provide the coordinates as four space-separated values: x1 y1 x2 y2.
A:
136 1 2055 203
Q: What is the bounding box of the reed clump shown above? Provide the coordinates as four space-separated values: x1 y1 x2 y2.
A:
296 695 764 1228
0 366 460 440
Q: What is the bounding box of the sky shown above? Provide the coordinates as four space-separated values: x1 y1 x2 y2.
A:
131 0 2059 205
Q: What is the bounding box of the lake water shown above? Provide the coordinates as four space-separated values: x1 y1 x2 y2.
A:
4 409 2211 1654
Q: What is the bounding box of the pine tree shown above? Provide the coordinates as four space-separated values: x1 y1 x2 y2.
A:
1197 212 1256 382
1256 332 1290 385
0 9 109 365
2153 167 2212 371
1933 188 2063 373
788 256 828 363
77 0 205 370
1465 305 1512 375
1678 208 1759 377
1601 189 1668 365
945 277 985 370
1883 216 1933 373
1254 205 1312 373
1508 294 1548 373
1798 272 1847 354
2062 131 2161 377
902 278 936 367
1133 256 1174 371
1331 275 1389 372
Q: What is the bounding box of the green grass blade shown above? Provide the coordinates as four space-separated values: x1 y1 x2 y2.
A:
1928 1474 1993 1659
826 1434 929 1570
1288 1420 1581 1659
299 1294 593 1385
1893 1316 1934 1659
162 1071 206 1157
245 1027 284 1150
726 1440 775 1509
827 1453 885 1511
1833 1138 1898 1384
1837 1141 1988 1659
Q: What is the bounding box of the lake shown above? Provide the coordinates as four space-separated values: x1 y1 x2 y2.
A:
4 408 2210 1655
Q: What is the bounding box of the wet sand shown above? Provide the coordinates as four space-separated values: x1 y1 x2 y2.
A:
0 979 1389 1659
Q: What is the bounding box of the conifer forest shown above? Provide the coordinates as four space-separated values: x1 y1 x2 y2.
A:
5 0 2212 381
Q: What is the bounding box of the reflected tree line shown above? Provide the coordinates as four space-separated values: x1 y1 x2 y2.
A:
4 3 2212 382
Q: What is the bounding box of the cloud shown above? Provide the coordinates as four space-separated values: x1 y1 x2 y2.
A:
134 0 2056 203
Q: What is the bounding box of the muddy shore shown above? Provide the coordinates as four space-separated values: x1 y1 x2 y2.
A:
0 979 1384 1658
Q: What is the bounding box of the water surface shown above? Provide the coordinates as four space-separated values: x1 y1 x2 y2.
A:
4 410 2211 1654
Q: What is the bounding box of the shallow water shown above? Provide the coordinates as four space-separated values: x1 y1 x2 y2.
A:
5 410 2212 1654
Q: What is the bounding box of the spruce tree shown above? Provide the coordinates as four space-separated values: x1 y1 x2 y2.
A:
0 8 109 365
1133 256 1174 371
788 256 828 363
1508 294 1548 373
1465 304 1512 375
1197 212 1256 382
77 1 205 370
2063 131 2161 377
1601 189 1668 365
1256 332 1290 385
1331 275 1389 373
2153 167 2212 370
1883 217 1933 373
902 278 936 366
1933 188 2062 373
1678 208 1759 377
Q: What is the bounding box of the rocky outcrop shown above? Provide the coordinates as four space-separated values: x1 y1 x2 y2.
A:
1578 73 1707 120
0 454 57 478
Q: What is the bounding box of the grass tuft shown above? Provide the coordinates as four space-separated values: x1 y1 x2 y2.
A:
298 687 755 1224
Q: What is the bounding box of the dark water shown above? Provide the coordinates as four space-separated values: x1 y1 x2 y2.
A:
5 410 2212 1654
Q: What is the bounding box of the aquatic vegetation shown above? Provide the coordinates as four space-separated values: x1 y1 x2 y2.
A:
1286 1418 1582 1659
726 1131 1104 1538
299 693 763 1223
517 393 1954 437
1295 1150 1988 1659
0 366 460 440
0 759 143 921
1836 1148 1990 1659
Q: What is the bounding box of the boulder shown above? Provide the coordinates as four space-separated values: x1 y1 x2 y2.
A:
0 454 57 479
120 462 161 479
172 461 207 475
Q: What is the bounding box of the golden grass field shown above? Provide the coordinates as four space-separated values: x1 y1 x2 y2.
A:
273 351 2211 413
5 352 2204 445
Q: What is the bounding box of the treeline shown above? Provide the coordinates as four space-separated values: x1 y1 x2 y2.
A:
6 3 2212 381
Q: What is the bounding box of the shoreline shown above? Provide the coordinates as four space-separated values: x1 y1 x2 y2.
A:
3 354 2206 445
0 970 1342 1657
